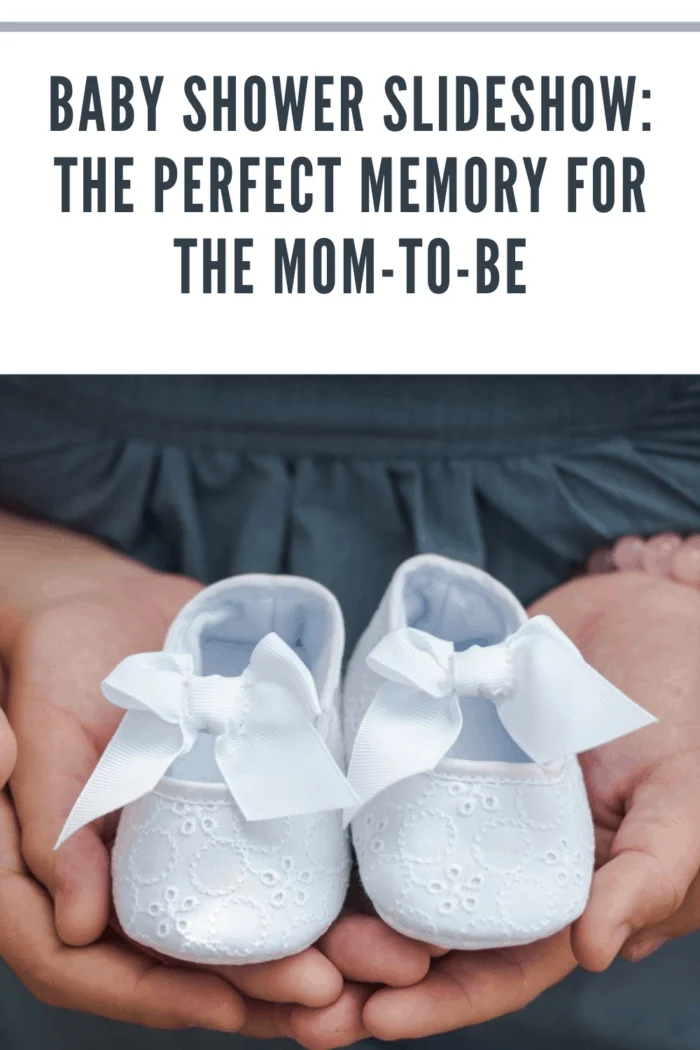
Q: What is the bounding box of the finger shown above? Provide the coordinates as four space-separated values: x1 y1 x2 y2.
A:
0 709 16 789
9 609 127 944
239 998 294 1039
621 868 700 961
11 705 113 947
573 755 700 971
0 662 16 790
238 992 373 1049
55 946 247 1031
318 909 432 987
621 933 670 964
9 587 202 948
19 799 112 946
53 827 113 947
363 929 575 1040
0 793 246 1031
289 981 372 1050
0 788 23 873
212 948 343 1007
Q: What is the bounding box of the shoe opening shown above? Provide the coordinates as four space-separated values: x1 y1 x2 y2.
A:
167 579 340 785
402 561 531 764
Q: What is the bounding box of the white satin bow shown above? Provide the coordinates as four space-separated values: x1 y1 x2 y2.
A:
56 632 359 848
345 615 656 822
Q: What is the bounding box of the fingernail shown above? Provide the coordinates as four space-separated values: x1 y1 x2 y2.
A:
628 937 669 963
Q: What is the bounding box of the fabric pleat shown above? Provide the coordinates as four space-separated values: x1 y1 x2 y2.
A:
0 376 699 649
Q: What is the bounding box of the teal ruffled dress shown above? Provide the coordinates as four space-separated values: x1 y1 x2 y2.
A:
0 375 699 1050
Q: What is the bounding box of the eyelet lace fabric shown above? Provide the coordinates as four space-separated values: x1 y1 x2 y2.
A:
350 760 594 949
113 702 351 964
343 594 595 950
113 780 350 964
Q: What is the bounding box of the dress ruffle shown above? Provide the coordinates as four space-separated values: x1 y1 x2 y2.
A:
1 376 699 648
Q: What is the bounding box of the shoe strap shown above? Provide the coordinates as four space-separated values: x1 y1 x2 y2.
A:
344 615 655 824
56 632 359 849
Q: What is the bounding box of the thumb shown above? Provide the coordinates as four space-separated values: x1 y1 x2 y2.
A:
7 581 201 949
573 752 700 971
19 808 112 948
10 695 115 946
0 660 17 788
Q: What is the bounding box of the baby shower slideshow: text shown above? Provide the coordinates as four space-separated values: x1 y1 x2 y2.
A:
50 73 651 296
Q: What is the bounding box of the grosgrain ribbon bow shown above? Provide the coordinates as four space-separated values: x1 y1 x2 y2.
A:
56 632 359 849
344 615 656 823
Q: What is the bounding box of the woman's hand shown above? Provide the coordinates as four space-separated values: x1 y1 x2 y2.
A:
0 505 352 1032
0 513 432 1043
7 570 361 1023
0 610 238 1030
539 572 700 969
362 570 700 1039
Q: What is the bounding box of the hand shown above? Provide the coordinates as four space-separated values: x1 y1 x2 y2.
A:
243 907 437 1047
539 572 700 969
5 569 344 1029
5 557 436 1044
0 621 242 1032
362 570 700 1039
0 662 17 790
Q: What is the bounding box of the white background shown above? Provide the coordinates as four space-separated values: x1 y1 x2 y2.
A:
0 24 698 371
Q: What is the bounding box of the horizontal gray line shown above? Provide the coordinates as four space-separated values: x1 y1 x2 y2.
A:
0 21 699 32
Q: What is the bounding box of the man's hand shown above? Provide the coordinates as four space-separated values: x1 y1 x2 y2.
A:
362 570 700 1040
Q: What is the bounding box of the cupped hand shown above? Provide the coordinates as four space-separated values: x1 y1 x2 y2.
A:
540 572 700 969
0 615 237 1031
236 906 439 1049
363 570 700 1039
4 565 437 1042
5 570 346 1030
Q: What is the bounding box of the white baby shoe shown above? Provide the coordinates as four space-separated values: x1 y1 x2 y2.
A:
343 554 656 951
57 574 359 964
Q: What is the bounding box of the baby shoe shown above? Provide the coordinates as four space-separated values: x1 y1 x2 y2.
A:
56 574 359 964
343 554 656 951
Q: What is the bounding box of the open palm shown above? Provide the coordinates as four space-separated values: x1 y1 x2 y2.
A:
362 571 700 1039
536 572 700 968
4 568 434 1044
5 572 351 1031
